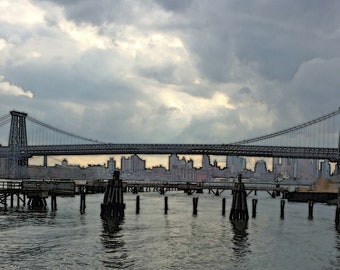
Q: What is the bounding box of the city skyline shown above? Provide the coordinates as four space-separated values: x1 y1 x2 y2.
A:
23 154 335 184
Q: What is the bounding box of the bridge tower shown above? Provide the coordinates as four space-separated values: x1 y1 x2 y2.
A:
7 111 28 178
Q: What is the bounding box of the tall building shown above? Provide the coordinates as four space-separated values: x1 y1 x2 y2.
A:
169 154 196 181
273 158 319 182
107 157 116 174
227 156 246 173
296 159 318 180
121 155 145 172
273 158 295 179
202 154 211 170
320 160 331 179
254 160 268 179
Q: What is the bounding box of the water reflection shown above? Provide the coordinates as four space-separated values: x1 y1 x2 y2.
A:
102 217 123 234
101 218 131 269
0 207 52 230
230 220 251 264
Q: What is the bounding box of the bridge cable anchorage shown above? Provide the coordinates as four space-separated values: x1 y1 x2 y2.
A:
231 108 340 145
26 116 105 144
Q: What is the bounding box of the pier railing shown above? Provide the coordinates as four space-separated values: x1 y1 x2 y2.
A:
0 180 22 191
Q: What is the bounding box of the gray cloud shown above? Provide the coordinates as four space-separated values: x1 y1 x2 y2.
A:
0 0 339 150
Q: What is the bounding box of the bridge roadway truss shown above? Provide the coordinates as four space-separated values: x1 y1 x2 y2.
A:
0 143 337 161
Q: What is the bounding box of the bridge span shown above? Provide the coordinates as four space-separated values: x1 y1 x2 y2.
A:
0 108 339 179
0 143 337 161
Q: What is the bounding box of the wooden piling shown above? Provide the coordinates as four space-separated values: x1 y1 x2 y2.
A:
222 198 226 216
10 193 14 208
80 187 86 214
252 199 257 218
193 197 198 215
280 200 285 219
164 196 168 215
136 195 140 214
4 194 7 210
17 193 20 207
308 200 314 220
51 193 57 211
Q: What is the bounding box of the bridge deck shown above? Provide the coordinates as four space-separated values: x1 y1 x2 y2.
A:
0 144 338 161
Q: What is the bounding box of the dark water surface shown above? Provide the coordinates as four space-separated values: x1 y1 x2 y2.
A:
1 191 339 269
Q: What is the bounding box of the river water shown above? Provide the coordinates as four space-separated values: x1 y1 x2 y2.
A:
1 191 339 269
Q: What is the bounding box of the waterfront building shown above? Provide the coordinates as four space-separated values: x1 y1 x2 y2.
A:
273 158 319 183
169 154 196 181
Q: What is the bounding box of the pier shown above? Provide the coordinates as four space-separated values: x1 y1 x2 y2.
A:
123 180 292 197
0 179 75 210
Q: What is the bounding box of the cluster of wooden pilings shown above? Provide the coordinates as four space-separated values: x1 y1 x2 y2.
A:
229 174 249 221
129 174 340 232
100 171 125 219
0 192 26 210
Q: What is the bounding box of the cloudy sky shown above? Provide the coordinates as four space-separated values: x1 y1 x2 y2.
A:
0 0 339 167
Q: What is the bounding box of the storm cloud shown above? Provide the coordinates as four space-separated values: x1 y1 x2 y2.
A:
0 0 339 150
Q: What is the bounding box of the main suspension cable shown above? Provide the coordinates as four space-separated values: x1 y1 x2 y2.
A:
27 116 105 144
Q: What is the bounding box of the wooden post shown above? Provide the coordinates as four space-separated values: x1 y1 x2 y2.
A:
308 200 314 220
222 198 226 216
51 193 57 211
80 187 86 214
280 200 285 219
27 198 32 208
252 199 257 218
193 197 198 215
10 193 14 208
43 198 47 209
164 196 168 215
17 193 20 207
4 194 7 210
136 195 140 214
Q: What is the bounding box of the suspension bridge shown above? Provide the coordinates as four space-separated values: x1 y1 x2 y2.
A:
0 108 339 178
